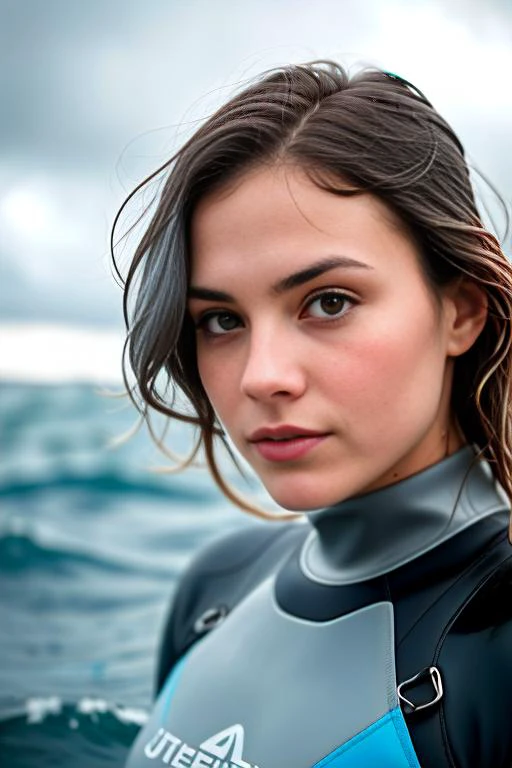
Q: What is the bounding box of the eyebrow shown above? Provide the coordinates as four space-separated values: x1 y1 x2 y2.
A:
187 255 371 302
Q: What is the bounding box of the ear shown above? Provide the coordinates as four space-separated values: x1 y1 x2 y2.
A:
443 279 488 357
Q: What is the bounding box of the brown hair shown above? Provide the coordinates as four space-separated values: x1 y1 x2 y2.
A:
112 61 512 519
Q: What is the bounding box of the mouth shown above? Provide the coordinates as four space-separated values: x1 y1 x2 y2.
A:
248 426 330 462
248 425 328 442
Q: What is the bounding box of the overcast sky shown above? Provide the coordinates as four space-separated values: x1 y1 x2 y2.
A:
0 0 511 328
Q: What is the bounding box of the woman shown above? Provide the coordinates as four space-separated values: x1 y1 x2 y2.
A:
115 62 512 768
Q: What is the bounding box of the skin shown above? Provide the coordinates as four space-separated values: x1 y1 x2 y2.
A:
188 165 487 511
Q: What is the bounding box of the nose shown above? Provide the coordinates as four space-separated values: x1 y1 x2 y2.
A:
240 325 307 402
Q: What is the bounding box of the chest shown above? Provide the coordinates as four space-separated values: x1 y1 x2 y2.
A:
126 578 421 768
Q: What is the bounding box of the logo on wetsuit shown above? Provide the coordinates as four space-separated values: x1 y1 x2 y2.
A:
144 723 260 768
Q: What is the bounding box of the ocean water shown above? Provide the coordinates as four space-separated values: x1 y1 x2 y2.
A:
0 380 252 766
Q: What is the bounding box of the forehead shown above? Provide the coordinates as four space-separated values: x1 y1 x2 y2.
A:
189 164 422 285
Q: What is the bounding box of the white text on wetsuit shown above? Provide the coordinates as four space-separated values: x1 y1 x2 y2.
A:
143 726 260 768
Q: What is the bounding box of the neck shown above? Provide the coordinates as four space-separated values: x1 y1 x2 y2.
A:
301 446 509 585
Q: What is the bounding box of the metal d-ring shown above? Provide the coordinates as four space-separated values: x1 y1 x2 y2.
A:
397 666 444 714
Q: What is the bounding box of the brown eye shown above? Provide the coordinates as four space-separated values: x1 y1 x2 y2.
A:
306 291 353 319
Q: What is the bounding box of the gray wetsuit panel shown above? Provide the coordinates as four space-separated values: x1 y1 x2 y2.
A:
127 577 397 768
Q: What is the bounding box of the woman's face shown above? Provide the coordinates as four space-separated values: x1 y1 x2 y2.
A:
188 165 463 511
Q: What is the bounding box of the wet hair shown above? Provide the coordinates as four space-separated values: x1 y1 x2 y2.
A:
112 60 512 519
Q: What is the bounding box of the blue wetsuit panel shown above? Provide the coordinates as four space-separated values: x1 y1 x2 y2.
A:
313 708 420 768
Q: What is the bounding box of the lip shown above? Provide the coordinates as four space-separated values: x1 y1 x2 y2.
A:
248 425 327 442
248 425 330 462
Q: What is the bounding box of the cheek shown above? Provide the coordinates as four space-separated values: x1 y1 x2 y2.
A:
325 310 446 421
196 350 236 416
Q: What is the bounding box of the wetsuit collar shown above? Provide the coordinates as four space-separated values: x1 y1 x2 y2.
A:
301 445 509 585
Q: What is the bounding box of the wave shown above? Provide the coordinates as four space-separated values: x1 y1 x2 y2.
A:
0 696 147 767
0 526 196 579
0 528 139 575
0 466 211 502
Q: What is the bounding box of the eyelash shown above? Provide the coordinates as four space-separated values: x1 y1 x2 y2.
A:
194 289 357 338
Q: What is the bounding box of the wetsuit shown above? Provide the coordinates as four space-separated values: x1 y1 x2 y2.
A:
126 446 512 768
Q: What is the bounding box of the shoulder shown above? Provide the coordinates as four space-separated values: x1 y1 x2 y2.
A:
155 519 307 694
174 518 307 606
182 518 300 576
443 551 512 767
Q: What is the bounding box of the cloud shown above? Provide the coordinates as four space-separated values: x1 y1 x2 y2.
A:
0 0 510 326
0 170 122 324
5 0 508 168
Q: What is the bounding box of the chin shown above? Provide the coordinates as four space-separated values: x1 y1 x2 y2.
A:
265 481 348 513
261 463 385 511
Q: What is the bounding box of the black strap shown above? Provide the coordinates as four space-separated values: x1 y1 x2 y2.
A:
396 533 511 768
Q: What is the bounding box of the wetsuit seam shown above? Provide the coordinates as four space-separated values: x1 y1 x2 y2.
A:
439 702 459 768
432 549 512 662
388 709 420 768
315 716 390 764
397 530 509 649
382 574 397 711
317 711 418 767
